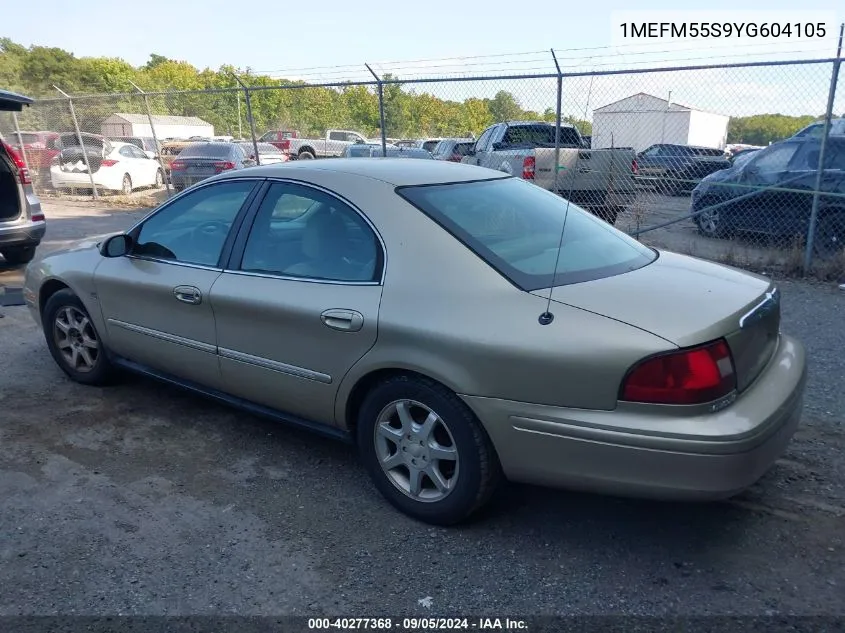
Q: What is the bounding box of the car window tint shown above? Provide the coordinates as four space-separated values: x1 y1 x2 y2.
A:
399 177 656 290
239 183 380 282
132 181 255 266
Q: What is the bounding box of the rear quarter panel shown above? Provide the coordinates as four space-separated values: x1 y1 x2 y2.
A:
292 173 676 425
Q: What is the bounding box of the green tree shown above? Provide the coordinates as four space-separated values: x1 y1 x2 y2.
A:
488 90 522 122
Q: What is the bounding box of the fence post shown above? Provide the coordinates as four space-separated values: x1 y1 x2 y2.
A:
54 85 99 200
230 73 260 165
129 80 172 197
11 112 31 174
551 49 562 194
804 24 844 274
366 64 387 154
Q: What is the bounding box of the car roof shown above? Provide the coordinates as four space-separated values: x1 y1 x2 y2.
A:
220 157 506 186
0 89 34 112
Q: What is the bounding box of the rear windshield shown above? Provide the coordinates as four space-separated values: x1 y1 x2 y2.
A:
179 143 233 158
422 140 440 152
501 125 582 148
14 133 41 144
685 147 725 157
398 177 656 290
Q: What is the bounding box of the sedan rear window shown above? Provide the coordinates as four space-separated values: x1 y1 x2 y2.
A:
398 177 656 290
179 143 233 158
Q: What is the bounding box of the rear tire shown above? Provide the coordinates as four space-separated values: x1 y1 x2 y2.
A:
42 289 117 386
298 150 315 160
154 169 164 188
356 374 502 525
1 246 36 266
814 212 845 256
121 174 132 195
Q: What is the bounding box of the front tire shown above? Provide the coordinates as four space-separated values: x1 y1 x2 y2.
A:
1 246 36 265
357 374 502 525
298 150 315 160
42 289 117 386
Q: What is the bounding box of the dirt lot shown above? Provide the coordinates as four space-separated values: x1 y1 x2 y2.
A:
1 199 844 616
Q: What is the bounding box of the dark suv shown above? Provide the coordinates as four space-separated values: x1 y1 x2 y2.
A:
1 89 46 266
691 136 845 254
636 143 731 195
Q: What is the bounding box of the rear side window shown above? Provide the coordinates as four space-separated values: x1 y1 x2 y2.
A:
398 177 656 290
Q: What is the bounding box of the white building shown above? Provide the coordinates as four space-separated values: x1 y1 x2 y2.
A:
101 113 214 139
591 93 729 152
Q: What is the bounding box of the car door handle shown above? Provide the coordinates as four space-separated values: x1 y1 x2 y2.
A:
173 285 202 305
321 309 364 332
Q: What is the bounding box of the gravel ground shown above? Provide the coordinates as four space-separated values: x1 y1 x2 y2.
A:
0 201 844 617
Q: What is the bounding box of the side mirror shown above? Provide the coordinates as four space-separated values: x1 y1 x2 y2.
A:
491 141 504 151
145 150 156 159
100 234 132 258
465 147 476 156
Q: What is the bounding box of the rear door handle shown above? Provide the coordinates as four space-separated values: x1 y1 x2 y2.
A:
173 285 202 305
321 309 364 332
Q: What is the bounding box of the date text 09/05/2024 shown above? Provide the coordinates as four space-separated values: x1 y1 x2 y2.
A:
619 22 827 39
307 617 528 630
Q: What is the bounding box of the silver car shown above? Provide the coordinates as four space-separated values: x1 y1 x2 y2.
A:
0 89 46 266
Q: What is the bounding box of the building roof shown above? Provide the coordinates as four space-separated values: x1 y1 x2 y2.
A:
107 113 211 126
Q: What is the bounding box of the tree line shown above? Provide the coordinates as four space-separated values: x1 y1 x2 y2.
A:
0 38 834 144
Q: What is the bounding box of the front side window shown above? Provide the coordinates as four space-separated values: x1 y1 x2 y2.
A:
132 181 256 266
398 177 656 290
749 143 799 174
239 183 380 282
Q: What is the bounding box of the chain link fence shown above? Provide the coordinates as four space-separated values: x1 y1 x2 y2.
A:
1 54 843 279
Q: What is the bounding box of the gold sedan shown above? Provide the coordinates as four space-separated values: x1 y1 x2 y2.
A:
23 159 806 525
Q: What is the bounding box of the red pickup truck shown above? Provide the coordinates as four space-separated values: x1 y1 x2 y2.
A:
258 130 300 154
9 130 60 182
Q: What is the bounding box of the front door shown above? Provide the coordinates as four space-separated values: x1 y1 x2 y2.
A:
210 181 384 426
94 179 259 388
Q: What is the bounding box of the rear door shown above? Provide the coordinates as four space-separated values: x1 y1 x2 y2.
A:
94 179 260 388
210 180 384 425
732 142 803 234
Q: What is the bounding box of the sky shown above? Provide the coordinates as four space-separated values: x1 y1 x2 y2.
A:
4 0 845 118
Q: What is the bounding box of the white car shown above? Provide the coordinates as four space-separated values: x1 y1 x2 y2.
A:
51 139 164 194
238 142 290 165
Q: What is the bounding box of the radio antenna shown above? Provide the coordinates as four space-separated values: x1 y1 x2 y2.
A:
540 48 581 326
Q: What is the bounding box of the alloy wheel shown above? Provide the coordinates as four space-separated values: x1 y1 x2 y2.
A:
373 399 459 502
53 306 99 373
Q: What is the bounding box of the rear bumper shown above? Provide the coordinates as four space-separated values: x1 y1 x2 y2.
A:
0 218 46 248
170 174 212 189
462 334 806 500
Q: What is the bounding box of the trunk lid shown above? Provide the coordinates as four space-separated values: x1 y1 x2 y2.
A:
537 251 780 392
178 157 224 177
57 134 112 173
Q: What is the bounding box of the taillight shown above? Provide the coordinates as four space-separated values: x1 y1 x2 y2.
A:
632 158 639 174
449 153 462 162
214 161 235 173
100 159 119 167
170 161 186 171
620 339 736 405
522 155 535 180
31 213 45 222
279 139 291 152
2 141 31 184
